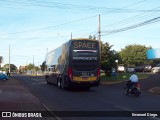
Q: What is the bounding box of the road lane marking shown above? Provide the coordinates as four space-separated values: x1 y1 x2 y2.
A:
32 78 45 81
31 82 46 85
29 78 46 85
115 105 132 111
41 103 62 120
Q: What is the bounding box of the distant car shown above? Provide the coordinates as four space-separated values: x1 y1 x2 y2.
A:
126 66 135 72
100 69 105 73
134 66 144 72
0 73 9 80
144 64 152 72
118 64 125 72
151 63 160 73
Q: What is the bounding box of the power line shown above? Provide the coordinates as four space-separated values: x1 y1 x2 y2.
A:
101 16 160 35
101 7 160 29
0 35 69 40
61 0 155 37
0 15 98 36
1 0 153 13
0 0 149 36
82 7 160 38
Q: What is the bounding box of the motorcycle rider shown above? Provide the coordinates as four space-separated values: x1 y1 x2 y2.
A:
127 70 138 91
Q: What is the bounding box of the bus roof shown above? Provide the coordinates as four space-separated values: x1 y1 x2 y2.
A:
46 38 99 55
71 38 98 41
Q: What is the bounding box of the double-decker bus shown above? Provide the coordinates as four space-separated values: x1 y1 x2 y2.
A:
45 38 100 89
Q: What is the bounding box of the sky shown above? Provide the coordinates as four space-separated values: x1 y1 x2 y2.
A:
0 0 160 68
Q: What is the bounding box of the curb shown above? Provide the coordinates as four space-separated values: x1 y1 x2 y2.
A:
100 76 149 85
149 87 160 94
100 80 127 85
101 80 160 94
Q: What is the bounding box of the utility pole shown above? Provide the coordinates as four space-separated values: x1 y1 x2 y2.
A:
33 56 35 75
46 48 48 53
98 14 101 62
9 44 11 74
71 32 72 40
98 14 101 42
33 56 34 66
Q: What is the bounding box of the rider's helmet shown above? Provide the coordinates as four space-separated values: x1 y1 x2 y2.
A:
132 70 136 74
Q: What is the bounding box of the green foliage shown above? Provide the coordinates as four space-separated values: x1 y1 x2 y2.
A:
100 43 154 74
89 35 96 40
19 64 40 73
101 72 149 81
40 61 46 72
34 66 40 71
3 64 17 71
119 44 153 66
0 67 6 71
27 63 34 70
0 56 3 63
101 42 121 73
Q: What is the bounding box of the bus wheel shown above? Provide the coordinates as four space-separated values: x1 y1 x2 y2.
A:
57 79 62 89
61 79 67 90
46 78 51 84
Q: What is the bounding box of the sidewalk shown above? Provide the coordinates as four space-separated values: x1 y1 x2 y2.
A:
0 77 56 119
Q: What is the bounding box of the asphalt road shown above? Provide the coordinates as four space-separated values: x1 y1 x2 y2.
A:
13 74 160 120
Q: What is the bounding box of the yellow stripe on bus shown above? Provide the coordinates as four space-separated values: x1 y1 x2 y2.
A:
73 76 97 81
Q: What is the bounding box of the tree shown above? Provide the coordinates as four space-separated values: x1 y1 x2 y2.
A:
101 42 120 75
119 44 152 66
40 61 46 72
34 66 40 71
27 63 34 70
19 66 28 73
0 56 2 68
89 35 96 40
3 64 17 71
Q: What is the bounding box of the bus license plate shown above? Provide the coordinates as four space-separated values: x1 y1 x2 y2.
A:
82 77 88 80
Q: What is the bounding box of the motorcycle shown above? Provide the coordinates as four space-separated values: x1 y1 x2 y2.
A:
124 82 141 97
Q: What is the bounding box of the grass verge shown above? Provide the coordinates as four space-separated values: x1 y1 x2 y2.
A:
100 72 150 82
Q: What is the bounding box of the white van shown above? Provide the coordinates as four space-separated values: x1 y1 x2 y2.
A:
152 63 160 73
118 64 125 72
